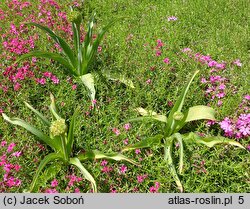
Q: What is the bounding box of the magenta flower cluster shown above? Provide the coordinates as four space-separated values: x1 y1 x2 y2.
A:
0 140 22 192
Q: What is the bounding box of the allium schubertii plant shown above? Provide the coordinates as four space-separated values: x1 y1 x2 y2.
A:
2 94 137 192
16 8 134 103
122 70 245 192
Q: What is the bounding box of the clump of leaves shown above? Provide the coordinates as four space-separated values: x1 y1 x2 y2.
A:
122 70 245 192
2 94 137 192
16 8 134 103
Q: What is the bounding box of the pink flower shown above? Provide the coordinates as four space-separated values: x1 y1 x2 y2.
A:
1 141 7 147
43 72 52 78
135 149 141 155
119 164 127 174
98 46 102 52
168 16 178 21
72 84 77 90
51 75 59 84
163 57 170 64
217 100 223 106
233 59 242 67
7 143 16 152
51 179 58 187
12 151 22 157
14 82 21 91
146 79 151 84
100 160 108 166
200 78 207 83
137 174 147 183
36 78 46 85
123 138 129 145
45 188 58 193
156 39 164 48
123 123 131 130
155 50 162 56
112 128 120 136
74 188 80 193
244 95 250 100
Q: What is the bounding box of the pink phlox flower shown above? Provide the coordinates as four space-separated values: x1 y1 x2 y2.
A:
112 128 120 136
51 179 58 187
119 164 127 174
123 123 131 131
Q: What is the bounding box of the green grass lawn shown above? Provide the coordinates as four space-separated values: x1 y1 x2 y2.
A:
0 0 249 193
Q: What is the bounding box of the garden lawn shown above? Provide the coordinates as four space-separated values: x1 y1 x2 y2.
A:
0 0 249 193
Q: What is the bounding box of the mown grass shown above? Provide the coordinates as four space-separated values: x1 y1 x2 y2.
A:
0 0 249 192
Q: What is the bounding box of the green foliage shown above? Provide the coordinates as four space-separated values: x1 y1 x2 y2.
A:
16 11 134 102
122 71 245 192
2 94 135 192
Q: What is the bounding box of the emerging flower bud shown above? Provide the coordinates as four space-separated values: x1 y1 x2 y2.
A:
173 112 184 121
50 118 67 137
67 10 82 24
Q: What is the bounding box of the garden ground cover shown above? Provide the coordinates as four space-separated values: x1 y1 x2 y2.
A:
0 0 249 193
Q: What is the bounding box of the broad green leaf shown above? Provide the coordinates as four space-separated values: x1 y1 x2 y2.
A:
175 105 216 132
185 105 216 123
24 101 51 126
49 93 61 120
33 162 62 192
80 73 96 103
103 71 135 89
122 134 163 152
16 51 78 76
164 142 183 192
66 108 79 154
183 132 245 149
172 133 184 174
135 107 167 122
29 153 63 192
70 157 97 193
77 150 139 166
2 113 60 151
27 22 77 69
165 70 199 136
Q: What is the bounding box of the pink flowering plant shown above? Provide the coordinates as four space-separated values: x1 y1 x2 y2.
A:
122 70 245 192
15 7 134 103
2 94 137 192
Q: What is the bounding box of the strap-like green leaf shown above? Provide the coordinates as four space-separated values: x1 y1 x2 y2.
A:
49 93 61 120
29 153 63 192
122 134 163 152
2 113 60 151
66 108 79 154
16 51 78 76
79 73 96 103
103 70 135 88
172 133 184 174
164 142 183 192
24 101 51 126
175 105 216 132
70 157 97 193
165 70 199 136
183 132 245 149
135 107 167 122
27 22 77 69
185 105 216 123
77 150 139 166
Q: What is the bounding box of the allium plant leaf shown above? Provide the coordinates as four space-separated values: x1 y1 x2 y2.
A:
80 73 96 103
175 105 216 132
172 133 184 174
77 150 139 165
16 51 77 76
2 113 60 151
135 107 167 122
26 22 77 69
33 162 62 192
24 101 51 126
66 107 79 155
29 153 63 192
164 141 183 192
103 70 135 88
49 93 61 120
165 70 199 136
70 157 97 193
122 134 163 152
184 105 216 123
183 132 245 149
